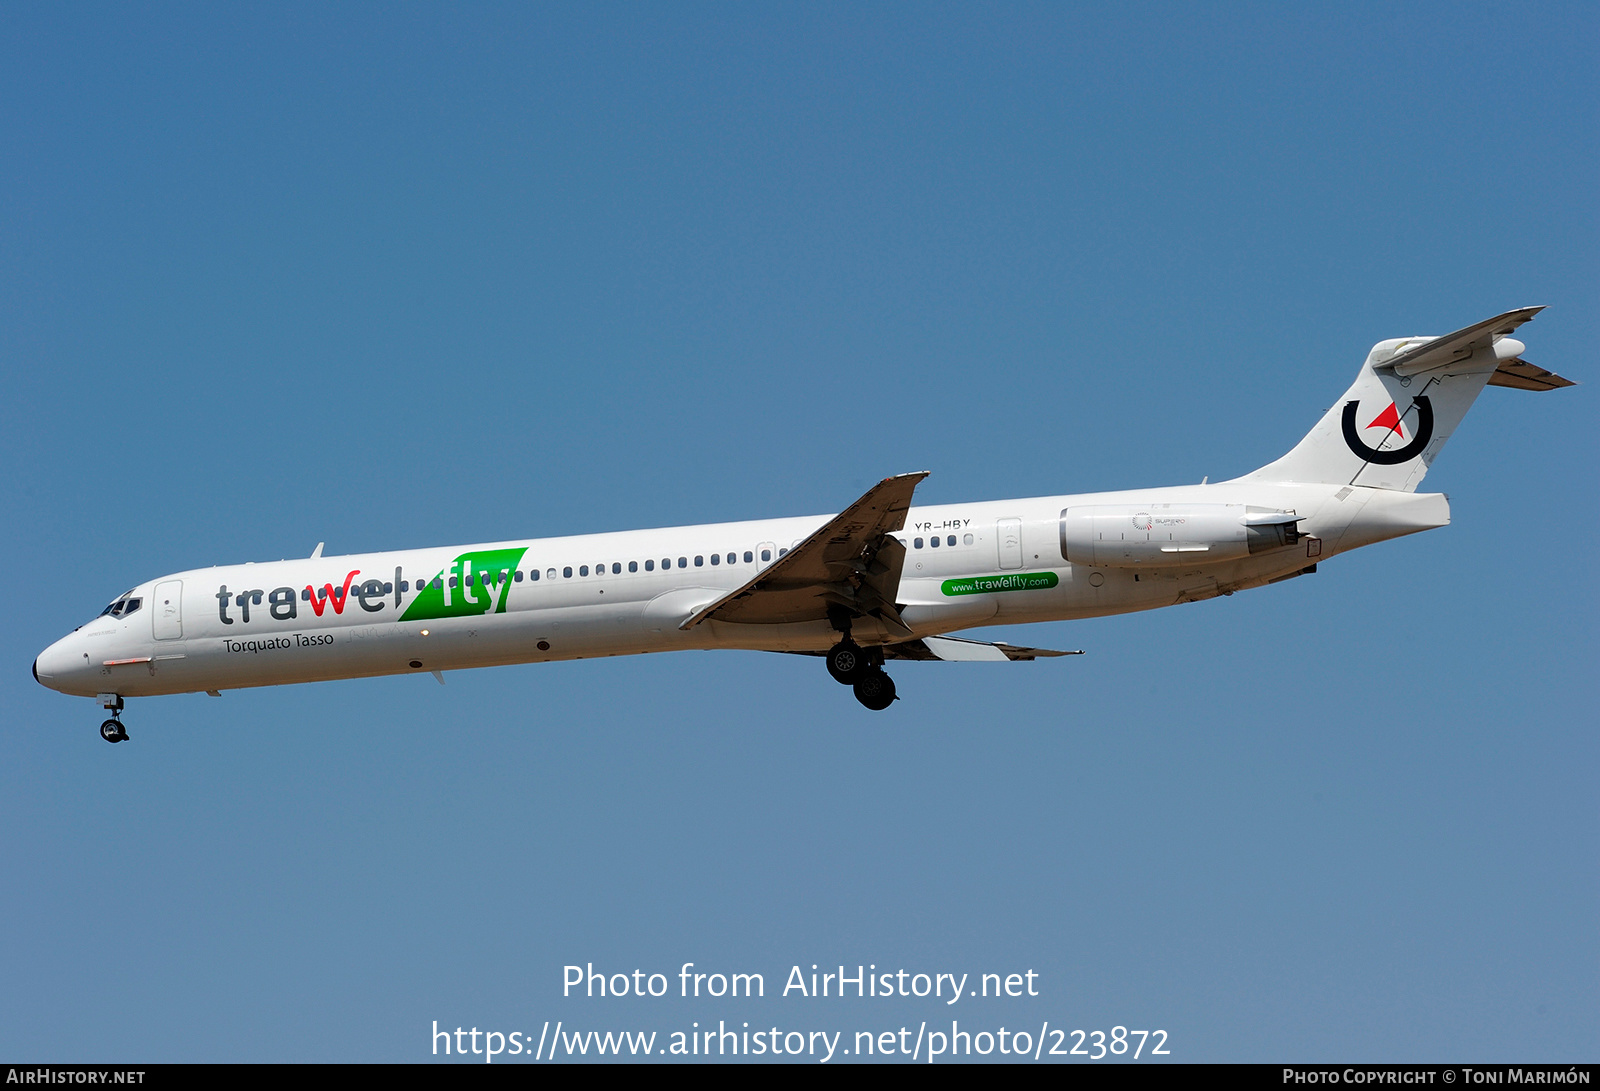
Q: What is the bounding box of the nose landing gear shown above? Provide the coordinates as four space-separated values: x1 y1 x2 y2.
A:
97 694 128 744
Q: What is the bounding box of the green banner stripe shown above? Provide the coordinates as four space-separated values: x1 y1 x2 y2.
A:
941 572 1060 596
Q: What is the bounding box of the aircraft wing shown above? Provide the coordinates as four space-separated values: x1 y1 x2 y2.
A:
680 472 928 632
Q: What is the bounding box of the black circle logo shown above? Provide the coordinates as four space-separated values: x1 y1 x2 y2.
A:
1341 396 1433 465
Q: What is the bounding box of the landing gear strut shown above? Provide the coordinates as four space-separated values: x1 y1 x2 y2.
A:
98 694 128 744
826 610 898 711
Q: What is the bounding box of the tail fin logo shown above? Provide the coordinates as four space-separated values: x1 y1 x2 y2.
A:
1341 396 1433 465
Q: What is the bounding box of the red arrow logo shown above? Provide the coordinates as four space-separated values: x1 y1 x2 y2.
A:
1365 402 1406 439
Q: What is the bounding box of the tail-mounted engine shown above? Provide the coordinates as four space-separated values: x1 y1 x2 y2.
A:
1060 504 1302 568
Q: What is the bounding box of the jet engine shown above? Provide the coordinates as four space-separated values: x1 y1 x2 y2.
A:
1059 504 1301 568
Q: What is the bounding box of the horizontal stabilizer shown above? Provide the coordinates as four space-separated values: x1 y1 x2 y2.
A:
1375 306 1545 378
1487 358 1576 392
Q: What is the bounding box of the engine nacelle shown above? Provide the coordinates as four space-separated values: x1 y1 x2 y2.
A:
1059 504 1301 568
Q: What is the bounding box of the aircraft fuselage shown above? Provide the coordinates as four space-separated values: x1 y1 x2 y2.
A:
33 479 1447 700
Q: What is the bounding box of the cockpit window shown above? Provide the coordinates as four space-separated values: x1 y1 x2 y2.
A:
97 590 142 620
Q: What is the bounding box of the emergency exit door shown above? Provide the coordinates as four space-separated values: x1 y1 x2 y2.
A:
997 518 1023 570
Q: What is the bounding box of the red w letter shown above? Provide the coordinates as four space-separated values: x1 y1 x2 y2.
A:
305 571 361 616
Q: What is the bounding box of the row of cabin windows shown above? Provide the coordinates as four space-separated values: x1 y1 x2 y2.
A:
289 533 984 603
557 547 787 580
290 547 795 600
117 534 981 610
109 533 989 613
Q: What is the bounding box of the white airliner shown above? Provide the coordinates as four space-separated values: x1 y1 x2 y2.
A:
36 309 1572 742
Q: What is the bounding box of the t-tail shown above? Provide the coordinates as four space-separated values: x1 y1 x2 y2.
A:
1238 307 1573 492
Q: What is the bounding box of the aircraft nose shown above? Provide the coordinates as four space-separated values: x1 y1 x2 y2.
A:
33 634 83 693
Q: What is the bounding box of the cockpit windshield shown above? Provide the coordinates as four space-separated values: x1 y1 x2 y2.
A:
97 591 143 620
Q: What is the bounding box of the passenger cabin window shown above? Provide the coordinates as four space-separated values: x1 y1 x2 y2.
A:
563 567 573 578
645 559 655 571
629 561 638 573
744 551 753 563
514 570 523 582
678 557 687 568
694 555 704 567
963 533 974 545
929 536 939 547
710 554 720 565
914 538 924 548
579 566 589 576
947 535 957 546
612 563 622 574
760 549 771 562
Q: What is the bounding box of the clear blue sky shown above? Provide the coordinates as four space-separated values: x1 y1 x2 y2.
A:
3 2 1594 1062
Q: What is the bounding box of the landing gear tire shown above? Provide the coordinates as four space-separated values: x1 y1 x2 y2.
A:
826 642 867 685
100 719 128 744
853 670 896 711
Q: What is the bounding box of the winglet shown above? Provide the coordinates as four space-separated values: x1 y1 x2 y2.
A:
310 542 324 559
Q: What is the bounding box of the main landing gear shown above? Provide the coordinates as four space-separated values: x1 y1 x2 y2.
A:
826 637 898 712
98 694 128 744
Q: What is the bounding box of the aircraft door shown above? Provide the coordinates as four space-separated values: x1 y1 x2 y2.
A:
153 580 183 640
997 518 1023 570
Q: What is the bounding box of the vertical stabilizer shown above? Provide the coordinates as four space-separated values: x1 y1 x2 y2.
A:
1237 308 1549 492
